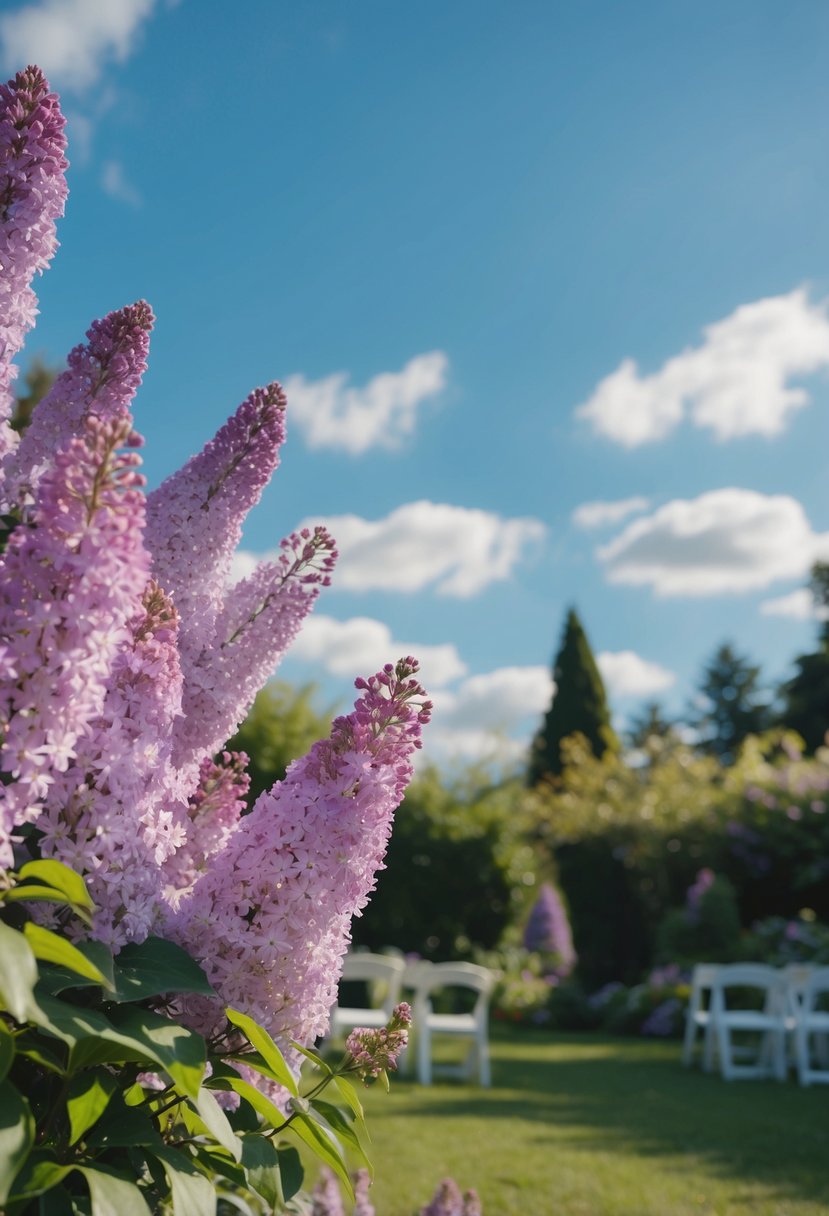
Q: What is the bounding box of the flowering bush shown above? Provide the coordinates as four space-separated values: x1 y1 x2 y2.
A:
0 66 430 1212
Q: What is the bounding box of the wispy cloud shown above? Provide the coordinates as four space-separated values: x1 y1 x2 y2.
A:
760 589 829 622
288 614 467 688
0 0 158 92
576 290 829 447
284 352 448 455
597 488 829 597
100 158 141 206
429 665 553 764
596 650 676 698
572 496 650 530
295 501 545 597
233 503 544 598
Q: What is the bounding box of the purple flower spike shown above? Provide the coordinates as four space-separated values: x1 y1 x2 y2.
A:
0 67 68 450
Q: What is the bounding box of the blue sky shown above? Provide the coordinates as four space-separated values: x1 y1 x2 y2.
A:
2 0 828 766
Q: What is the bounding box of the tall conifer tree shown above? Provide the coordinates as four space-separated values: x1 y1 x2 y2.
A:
779 563 829 752
527 607 617 785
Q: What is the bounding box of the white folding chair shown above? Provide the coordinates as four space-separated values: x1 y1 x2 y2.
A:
411 962 495 1087
682 964 720 1070
327 952 407 1041
793 966 829 1086
709 964 787 1081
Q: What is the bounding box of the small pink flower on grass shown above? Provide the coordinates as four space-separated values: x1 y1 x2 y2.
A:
345 1002 412 1081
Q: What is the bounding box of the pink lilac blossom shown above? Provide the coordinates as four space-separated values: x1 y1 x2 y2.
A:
345 1002 412 1080
352 1170 375 1216
522 881 577 976
311 1169 346 1216
420 1179 484 1216
0 67 67 455
9 302 153 506
169 660 431 1070
37 580 185 945
686 868 716 924
0 415 149 865
145 383 287 678
172 525 336 766
164 750 250 891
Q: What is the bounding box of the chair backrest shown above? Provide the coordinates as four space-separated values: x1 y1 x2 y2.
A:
802 965 829 1011
687 963 719 1013
339 953 407 1015
412 962 495 1022
710 963 783 1011
783 963 814 1013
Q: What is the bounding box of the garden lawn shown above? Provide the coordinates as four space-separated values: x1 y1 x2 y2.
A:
345 1027 829 1216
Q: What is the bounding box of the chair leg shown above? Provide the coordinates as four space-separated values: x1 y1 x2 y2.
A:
479 1038 491 1088
682 1012 697 1067
716 1020 733 1080
416 1025 431 1086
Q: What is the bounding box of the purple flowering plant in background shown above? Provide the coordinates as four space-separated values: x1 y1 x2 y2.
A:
523 881 577 976
0 65 433 1213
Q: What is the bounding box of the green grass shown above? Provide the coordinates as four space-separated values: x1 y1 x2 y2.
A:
343 1027 829 1216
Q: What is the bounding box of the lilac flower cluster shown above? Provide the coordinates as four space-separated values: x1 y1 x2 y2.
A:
0 66 67 452
522 881 577 975
685 867 715 924
0 67 429 1077
311 1168 375 1216
420 1178 483 1216
345 1002 413 1081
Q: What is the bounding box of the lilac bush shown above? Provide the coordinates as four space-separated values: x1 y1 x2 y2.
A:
523 880 577 976
0 65 430 1091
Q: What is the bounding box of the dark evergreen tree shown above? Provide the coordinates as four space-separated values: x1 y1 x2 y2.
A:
626 701 676 750
778 562 829 752
690 642 770 764
527 607 617 785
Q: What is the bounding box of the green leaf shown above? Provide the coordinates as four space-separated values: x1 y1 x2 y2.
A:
290 1038 333 1076
190 1145 248 1192
240 1134 284 1210
0 1018 15 1083
0 1082 35 1202
288 1111 354 1201
17 862 94 911
77 1165 151 1216
311 1098 372 1175
0 919 37 1021
225 1009 298 1096
331 1075 367 1130
85 1095 163 1151
150 1147 216 1216
6 1153 68 1203
14 1031 66 1076
37 940 115 996
66 1069 119 1144
104 1006 205 1100
24 924 113 990
189 1087 242 1161
4 887 92 926
111 938 215 1003
276 1146 303 1204
30 995 205 1099
206 1073 285 1131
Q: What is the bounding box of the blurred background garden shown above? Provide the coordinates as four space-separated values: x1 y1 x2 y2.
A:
2 0 829 1211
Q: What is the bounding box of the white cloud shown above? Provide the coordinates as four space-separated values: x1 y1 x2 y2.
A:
598 488 829 597
760 589 829 622
572 496 650 530
288 614 467 688
100 159 141 206
596 650 676 698
0 0 157 92
284 351 448 455
427 665 553 765
286 500 544 598
576 289 829 447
